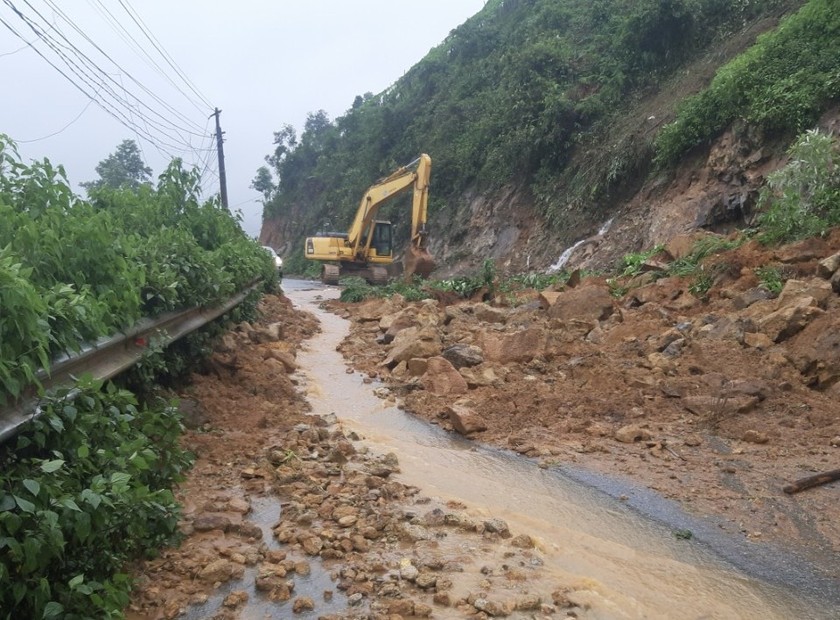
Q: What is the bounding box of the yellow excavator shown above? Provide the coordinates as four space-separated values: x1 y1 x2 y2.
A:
304 154 436 285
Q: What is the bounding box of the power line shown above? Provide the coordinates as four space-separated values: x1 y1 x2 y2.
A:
3 1 214 160
116 0 213 110
42 0 208 134
20 0 206 141
1 6 192 156
16 88 99 142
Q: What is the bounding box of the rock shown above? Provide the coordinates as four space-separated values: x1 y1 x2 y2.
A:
400 564 419 581
478 327 547 364
356 298 396 321
742 430 769 444
223 591 248 608
415 573 438 589
757 296 824 342
227 497 250 514
474 597 511 616
302 536 324 556
732 287 776 310
774 237 827 263
723 378 772 401
338 515 357 528
614 425 653 443
198 559 234 583
473 303 508 324
292 597 315 613
547 285 614 323
509 534 534 549
178 398 208 430
442 343 485 368
266 349 297 373
433 592 452 607
193 513 232 532
447 399 487 435
830 437 840 447
421 357 469 396
515 594 542 611
816 252 840 278
832 270 840 294
682 395 759 416
236 521 263 540
539 291 564 309
665 232 717 261
743 332 774 350
388 600 415 615
407 358 429 376
383 327 442 367
483 517 511 538
776 279 833 309
348 593 364 606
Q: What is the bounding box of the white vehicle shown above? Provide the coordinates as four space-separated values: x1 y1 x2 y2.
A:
262 246 283 277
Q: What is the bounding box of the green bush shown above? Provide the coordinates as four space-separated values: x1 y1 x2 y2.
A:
655 0 840 166
0 377 192 619
757 129 840 243
0 137 274 403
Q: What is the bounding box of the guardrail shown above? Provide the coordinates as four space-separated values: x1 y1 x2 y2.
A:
0 280 263 444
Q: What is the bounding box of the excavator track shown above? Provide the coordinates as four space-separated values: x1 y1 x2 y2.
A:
321 264 340 286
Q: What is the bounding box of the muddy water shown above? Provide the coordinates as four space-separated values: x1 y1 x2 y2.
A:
286 281 836 619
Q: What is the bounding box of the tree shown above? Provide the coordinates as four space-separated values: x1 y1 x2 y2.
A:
82 139 152 192
251 166 274 202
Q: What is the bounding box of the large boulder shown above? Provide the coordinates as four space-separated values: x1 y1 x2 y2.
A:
446 399 487 435
478 327 547 364
757 296 824 342
546 285 614 323
383 327 442 367
422 357 469 396
776 279 833 309
442 344 485 369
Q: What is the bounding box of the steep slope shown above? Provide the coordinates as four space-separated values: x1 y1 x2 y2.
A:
259 0 839 277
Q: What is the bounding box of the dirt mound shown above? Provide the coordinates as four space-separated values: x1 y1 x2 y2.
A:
331 234 840 579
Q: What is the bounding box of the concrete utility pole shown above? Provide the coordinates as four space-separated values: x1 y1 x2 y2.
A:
211 107 229 210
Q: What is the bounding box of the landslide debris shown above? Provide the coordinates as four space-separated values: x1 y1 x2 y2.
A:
331 232 840 578
128 293 569 619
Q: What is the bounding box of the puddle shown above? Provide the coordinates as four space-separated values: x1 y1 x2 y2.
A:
287 281 839 619
183 495 347 619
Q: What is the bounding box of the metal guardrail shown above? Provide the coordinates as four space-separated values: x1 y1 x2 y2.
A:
0 280 263 444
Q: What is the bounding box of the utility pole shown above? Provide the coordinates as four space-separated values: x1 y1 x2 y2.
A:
211 107 229 210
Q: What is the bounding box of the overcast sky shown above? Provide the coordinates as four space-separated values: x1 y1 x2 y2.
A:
0 1 486 237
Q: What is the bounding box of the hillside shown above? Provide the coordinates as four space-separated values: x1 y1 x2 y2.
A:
258 0 839 278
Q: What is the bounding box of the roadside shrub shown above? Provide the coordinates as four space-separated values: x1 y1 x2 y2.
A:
0 377 192 619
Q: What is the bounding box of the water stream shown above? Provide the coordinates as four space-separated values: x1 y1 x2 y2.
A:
284 279 838 619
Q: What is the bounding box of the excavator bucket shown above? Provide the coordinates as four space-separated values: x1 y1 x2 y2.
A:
403 245 436 280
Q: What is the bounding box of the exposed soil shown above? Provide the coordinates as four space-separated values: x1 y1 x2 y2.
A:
330 232 840 585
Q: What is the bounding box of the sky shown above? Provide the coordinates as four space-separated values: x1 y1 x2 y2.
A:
0 1 486 238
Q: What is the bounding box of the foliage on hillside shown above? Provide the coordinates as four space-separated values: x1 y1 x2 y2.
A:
655 0 840 165
0 136 275 404
258 0 804 264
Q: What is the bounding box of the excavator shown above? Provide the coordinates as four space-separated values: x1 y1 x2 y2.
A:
304 154 436 285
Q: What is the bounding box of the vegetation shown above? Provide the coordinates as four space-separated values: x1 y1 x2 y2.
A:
257 0 799 254
757 129 840 243
0 378 192 619
655 0 840 166
81 139 152 193
0 136 275 404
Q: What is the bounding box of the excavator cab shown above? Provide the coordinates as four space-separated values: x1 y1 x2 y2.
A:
369 221 392 257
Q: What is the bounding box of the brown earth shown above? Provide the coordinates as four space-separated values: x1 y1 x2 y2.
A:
127 294 569 619
330 231 840 582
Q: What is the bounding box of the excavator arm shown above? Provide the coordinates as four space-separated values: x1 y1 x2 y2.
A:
346 154 431 261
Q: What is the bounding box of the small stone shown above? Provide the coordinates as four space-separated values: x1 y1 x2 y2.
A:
292 597 315 613
509 534 534 549
338 515 358 527
515 594 542 611
400 564 419 582
294 561 311 576
433 592 452 607
348 592 364 606
614 424 653 444
223 591 248 608
193 513 232 532
415 573 438 589
198 559 233 583
830 436 840 447
742 430 769 444
483 517 511 538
